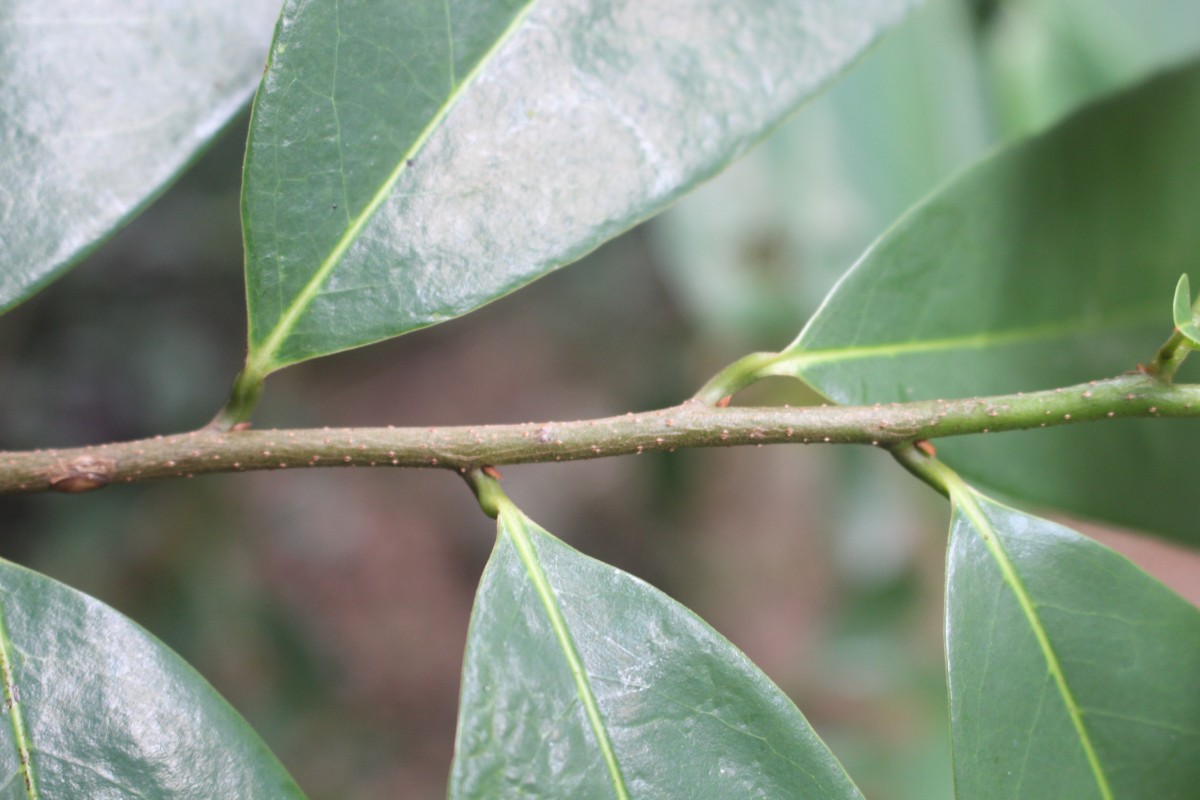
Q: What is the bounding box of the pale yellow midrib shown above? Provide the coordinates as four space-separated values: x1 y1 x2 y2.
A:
248 0 543 376
500 505 631 800
950 482 1114 800
774 301 1162 375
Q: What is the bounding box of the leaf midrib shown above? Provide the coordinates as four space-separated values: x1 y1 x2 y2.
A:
0 599 39 800
499 505 630 800
949 481 1114 800
777 300 1162 373
247 0 542 376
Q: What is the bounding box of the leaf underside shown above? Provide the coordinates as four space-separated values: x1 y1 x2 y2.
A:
0 558 306 799
776 59 1200 542
241 0 917 376
0 0 280 315
945 486 1200 799
450 506 863 799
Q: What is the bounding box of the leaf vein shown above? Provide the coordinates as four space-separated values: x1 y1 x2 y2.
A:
951 483 1114 800
247 0 543 374
500 506 630 800
781 302 1161 372
0 600 40 800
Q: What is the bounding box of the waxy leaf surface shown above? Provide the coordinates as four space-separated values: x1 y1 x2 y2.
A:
0 0 280 314
945 484 1200 799
450 503 862 799
773 60 1200 541
241 0 916 376
0 558 307 798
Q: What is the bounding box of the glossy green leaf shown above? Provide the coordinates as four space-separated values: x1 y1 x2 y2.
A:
0 1 280 315
944 481 1200 799
0 558 306 798
240 0 916 379
768 60 1200 541
450 501 863 799
1172 274 1200 347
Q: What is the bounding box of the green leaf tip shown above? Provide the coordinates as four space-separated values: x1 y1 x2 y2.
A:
1172 273 1190 324
1172 273 1200 347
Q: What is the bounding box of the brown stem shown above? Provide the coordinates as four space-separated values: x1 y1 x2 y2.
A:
3 374 1199 495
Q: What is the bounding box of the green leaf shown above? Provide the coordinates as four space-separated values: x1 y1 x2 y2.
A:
944 482 1200 799
767 60 1200 542
450 502 863 799
0 1 280 315
0 558 306 798
240 0 916 379
1172 274 1200 347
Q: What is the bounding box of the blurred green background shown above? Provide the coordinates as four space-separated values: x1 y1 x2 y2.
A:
3 1 1199 797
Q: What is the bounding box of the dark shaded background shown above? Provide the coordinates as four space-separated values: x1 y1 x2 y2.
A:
3 2 1198 798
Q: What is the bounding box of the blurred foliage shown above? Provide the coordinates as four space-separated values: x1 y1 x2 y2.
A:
2 2 1199 798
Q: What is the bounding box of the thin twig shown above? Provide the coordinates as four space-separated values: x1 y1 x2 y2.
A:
2 374 1199 495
